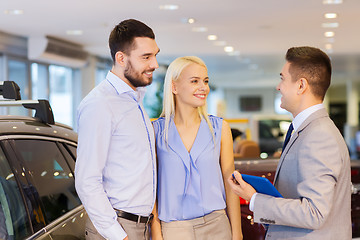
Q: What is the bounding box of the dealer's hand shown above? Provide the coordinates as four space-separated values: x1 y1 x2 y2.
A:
227 171 256 202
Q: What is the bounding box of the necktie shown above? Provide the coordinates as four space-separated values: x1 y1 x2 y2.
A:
282 123 293 153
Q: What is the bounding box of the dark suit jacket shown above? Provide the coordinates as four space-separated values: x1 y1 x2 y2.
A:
253 108 352 239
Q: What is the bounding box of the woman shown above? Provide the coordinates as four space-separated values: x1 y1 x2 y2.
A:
151 56 242 240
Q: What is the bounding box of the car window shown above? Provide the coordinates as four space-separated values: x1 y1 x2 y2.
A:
13 140 81 223
0 146 32 240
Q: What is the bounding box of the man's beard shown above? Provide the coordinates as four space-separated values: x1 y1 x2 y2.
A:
124 60 154 88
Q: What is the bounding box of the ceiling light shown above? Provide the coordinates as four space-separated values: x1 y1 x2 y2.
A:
192 27 208 32
187 18 195 24
224 46 234 53
323 0 342 4
4 9 24 15
322 22 339 28
324 31 335 37
181 17 196 24
207 35 217 41
213 41 226 46
66 30 83 35
324 13 337 19
159 5 179 10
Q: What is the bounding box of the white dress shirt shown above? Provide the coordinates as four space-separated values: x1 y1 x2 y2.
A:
75 71 156 239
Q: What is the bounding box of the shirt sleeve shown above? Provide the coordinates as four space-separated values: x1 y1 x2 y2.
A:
75 98 127 239
249 192 257 212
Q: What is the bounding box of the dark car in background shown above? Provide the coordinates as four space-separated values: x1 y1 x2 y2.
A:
235 157 360 239
0 81 86 240
258 119 291 156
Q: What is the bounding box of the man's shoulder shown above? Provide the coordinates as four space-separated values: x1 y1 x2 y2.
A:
298 108 329 131
79 88 108 109
78 81 129 110
307 113 336 133
300 113 346 149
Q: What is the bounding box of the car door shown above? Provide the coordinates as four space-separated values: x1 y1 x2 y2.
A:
6 137 86 240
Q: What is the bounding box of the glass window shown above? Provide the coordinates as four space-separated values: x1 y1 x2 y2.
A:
49 65 73 126
8 59 29 99
14 140 81 223
0 54 4 82
0 146 32 239
31 63 49 100
8 59 29 116
95 57 111 86
95 67 108 86
143 66 166 118
274 91 289 115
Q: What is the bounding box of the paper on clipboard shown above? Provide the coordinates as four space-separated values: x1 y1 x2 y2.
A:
241 174 283 198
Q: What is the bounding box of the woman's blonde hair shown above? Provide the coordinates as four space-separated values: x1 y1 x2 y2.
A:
159 56 214 144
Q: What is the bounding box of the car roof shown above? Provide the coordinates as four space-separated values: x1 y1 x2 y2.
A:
0 115 77 143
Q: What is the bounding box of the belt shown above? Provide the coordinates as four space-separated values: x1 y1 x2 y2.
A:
114 209 153 224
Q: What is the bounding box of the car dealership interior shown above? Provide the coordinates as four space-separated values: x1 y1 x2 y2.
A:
1 0 360 239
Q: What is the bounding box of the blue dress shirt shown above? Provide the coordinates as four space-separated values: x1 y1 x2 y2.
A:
75 71 156 239
152 115 226 222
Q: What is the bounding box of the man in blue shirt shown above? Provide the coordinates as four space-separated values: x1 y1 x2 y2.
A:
75 19 160 240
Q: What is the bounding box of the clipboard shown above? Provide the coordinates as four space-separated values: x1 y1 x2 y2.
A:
238 174 283 198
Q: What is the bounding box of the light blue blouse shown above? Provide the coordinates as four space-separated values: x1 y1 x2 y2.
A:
152 115 226 222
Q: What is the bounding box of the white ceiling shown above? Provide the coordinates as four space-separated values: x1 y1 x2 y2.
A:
1 0 360 88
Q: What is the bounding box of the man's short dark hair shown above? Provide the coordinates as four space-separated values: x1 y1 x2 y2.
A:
109 19 155 63
286 46 332 100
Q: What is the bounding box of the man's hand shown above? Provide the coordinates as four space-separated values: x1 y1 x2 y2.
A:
227 171 256 202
